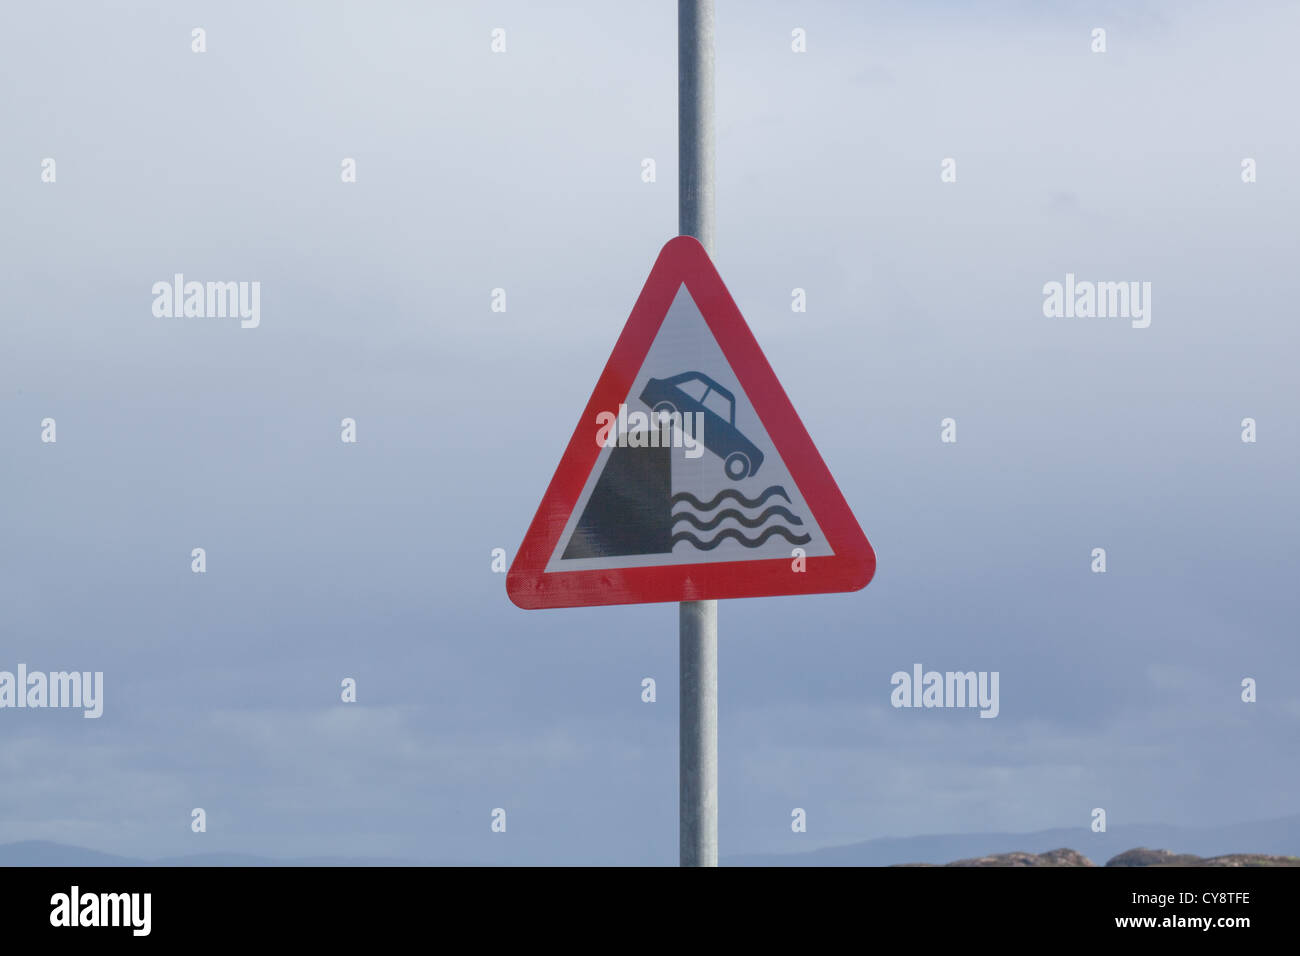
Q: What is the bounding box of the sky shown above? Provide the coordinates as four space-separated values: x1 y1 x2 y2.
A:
1 0 1297 865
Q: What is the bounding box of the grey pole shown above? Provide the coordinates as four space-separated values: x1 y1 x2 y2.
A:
679 0 715 253
678 0 718 869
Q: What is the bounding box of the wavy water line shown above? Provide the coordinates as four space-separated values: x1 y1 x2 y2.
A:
670 485 791 512
671 525 812 551
671 506 804 532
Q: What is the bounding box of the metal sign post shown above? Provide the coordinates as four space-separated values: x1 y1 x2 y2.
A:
506 0 875 867
677 0 718 869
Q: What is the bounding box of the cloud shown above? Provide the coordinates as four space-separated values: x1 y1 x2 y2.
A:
0 0 1296 863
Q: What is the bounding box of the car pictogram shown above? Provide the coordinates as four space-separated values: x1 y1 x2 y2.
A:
639 371 765 480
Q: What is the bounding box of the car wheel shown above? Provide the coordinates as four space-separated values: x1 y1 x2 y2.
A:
724 453 750 481
652 401 677 425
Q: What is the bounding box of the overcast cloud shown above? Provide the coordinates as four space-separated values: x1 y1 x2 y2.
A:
1 0 1297 865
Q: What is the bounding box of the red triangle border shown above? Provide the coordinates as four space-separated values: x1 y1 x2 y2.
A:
507 236 875 609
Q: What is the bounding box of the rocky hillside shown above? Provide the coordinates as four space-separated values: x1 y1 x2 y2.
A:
894 847 1300 866
1106 848 1300 867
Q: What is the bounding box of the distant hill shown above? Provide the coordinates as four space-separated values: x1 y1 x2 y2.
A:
895 847 1300 867
899 848 1095 867
727 814 1300 867
1104 848 1299 867
0 842 140 867
6 814 1300 867
0 841 447 867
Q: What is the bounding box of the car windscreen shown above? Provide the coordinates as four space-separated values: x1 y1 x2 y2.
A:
702 389 732 422
675 378 708 402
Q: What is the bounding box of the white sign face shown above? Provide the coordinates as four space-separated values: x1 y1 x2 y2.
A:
546 284 831 573
509 236 874 609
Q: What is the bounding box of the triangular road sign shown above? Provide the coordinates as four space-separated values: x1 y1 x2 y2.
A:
507 236 875 609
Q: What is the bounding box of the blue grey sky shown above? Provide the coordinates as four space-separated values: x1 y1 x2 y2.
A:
1 0 1297 865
